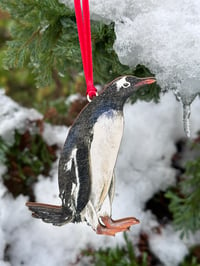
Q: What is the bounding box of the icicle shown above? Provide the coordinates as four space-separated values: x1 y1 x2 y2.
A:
173 87 182 102
182 104 191 138
173 87 192 138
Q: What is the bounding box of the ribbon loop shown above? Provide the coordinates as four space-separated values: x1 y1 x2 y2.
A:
74 0 97 101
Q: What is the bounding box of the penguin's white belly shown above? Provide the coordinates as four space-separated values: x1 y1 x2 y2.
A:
90 111 124 210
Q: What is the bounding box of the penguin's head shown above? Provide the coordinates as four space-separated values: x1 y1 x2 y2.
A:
115 75 155 94
104 75 156 104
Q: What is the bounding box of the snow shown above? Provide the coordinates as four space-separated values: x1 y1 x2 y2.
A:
0 90 200 265
0 90 42 144
42 123 68 147
60 0 200 136
149 225 188 266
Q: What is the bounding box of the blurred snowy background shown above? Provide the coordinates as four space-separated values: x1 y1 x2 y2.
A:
0 0 200 265
0 91 200 266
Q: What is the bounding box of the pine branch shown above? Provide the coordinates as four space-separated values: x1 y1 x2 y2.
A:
166 149 200 238
0 0 75 87
0 0 160 102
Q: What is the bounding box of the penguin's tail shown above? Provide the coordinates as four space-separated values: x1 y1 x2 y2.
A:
26 202 73 226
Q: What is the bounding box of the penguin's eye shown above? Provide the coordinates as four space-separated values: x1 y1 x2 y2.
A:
116 77 131 91
123 82 130 88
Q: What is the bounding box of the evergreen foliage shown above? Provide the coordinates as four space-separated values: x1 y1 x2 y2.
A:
0 136 9 164
82 233 148 266
0 0 160 103
0 0 77 87
180 254 200 266
166 144 200 238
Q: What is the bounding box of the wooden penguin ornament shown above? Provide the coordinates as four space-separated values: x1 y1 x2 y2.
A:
26 75 156 236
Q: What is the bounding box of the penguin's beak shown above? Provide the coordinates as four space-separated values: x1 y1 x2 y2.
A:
135 77 156 87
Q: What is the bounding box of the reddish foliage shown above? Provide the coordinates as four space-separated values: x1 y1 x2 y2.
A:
3 125 58 201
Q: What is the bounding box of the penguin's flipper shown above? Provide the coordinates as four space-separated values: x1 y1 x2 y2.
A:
26 202 73 226
58 143 91 213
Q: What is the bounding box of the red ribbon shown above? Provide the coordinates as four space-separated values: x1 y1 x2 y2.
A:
74 0 97 100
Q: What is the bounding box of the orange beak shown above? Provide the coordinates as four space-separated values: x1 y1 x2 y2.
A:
135 78 156 87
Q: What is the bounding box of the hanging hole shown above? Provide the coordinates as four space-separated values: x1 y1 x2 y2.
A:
87 92 98 102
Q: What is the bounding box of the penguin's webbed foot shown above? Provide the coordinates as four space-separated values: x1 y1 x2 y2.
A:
96 216 140 236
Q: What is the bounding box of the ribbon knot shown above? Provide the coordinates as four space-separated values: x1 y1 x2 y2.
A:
74 0 97 101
